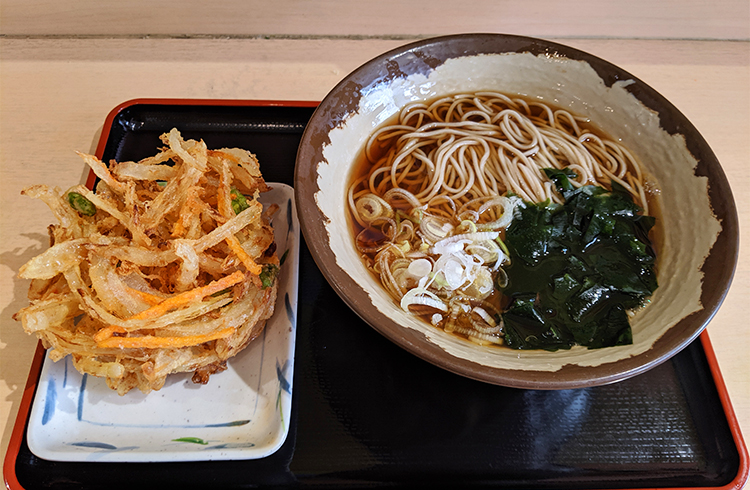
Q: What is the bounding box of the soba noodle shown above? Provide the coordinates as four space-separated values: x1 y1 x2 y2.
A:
347 92 656 348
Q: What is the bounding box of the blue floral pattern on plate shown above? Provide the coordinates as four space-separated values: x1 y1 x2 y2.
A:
26 184 299 463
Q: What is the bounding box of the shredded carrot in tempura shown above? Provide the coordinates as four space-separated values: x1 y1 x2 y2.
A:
97 327 235 349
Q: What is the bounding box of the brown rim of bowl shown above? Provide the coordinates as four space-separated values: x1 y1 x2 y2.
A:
294 33 739 390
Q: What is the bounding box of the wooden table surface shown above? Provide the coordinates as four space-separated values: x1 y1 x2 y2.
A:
1 4 749 485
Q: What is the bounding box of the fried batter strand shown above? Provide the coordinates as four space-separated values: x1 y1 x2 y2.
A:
14 129 280 395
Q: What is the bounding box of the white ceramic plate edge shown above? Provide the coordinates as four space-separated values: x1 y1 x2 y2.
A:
26 183 299 463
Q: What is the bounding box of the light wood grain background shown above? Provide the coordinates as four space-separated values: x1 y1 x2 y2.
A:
2 0 749 39
1 1 749 483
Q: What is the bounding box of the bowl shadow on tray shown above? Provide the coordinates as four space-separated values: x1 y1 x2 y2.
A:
291 237 739 488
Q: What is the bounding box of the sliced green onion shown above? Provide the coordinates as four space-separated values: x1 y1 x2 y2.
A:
355 193 393 224
67 192 97 216
259 264 279 289
230 187 250 215
495 236 510 258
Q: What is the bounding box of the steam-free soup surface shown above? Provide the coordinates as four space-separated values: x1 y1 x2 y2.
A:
347 91 660 350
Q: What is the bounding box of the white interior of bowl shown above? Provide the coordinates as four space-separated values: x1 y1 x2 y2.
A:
316 51 721 371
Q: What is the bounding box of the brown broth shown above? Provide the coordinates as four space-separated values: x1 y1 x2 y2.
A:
347 93 663 252
346 92 664 345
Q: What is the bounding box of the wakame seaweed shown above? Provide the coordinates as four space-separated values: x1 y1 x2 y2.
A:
500 169 657 350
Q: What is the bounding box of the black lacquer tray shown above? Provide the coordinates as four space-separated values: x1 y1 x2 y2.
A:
5 99 748 490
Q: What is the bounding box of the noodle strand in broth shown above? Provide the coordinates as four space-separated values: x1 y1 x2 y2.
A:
348 92 656 349
351 91 648 218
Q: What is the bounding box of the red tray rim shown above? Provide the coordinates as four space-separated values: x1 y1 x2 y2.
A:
5 97 748 490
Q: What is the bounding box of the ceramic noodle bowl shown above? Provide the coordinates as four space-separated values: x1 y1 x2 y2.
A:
294 33 738 389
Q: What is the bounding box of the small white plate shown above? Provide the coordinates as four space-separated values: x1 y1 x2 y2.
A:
26 183 299 463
